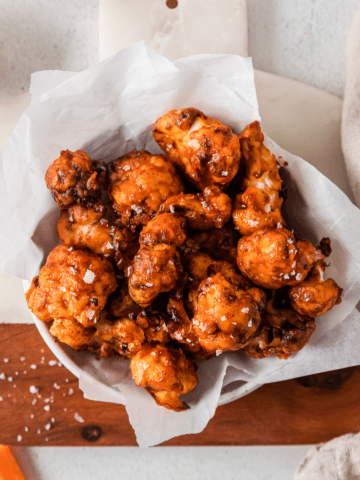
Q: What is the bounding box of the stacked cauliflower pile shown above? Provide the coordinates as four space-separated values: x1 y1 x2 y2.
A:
26 109 342 411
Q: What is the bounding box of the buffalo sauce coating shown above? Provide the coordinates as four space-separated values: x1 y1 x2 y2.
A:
237 228 315 289
232 121 285 236
153 108 241 191
45 150 102 209
130 343 198 411
25 245 117 328
107 150 184 227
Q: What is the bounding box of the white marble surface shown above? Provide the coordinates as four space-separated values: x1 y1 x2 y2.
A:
1 1 359 479
1 0 359 102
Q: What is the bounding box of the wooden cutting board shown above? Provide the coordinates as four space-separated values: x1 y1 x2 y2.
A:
1 324 360 446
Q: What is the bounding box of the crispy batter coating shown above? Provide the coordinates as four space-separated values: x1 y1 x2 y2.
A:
237 228 315 289
288 240 342 317
128 213 188 307
45 150 102 209
139 213 186 248
128 244 186 308
57 200 136 259
50 317 95 349
92 315 146 357
185 224 239 266
153 108 241 190
108 283 143 320
107 150 183 227
244 297 315 359
232 122 285 236
182 251 252 318
167 297 211 360
160 188 232 230
25 245 117 327
192 272 266 354
130 343 198 411
136 311 170 344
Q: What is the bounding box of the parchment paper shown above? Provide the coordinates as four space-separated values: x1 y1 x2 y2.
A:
2 43 360 447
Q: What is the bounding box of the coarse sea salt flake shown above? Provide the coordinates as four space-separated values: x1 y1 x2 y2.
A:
44 405 50 411
0 373 5 380
83 269 95 284
44 423 51 430
30 386 39 394
20 357 26 361
17 435 22 442
30 364 37 369
86 309 95 320
3 359 8 363
74 413 85 423
68 388 74 395
49 360 57 366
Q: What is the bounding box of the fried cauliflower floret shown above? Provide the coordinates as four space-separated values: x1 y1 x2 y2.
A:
25 245 117 327
237 228 315 289
128 244 186 307
108 283 143 320
153 108 241 190
244 296 316 359
185 224 239 266
50 317 95 349
136 311 170 344
130 343 198 411
127 213 188 307
107 150 183 227
192 272 266 354
57 200 136 259
288 238 342 317
45 150 102 209
160 188 232 230
139 213 187 248
92 315 146 357
232 122 285 236
167 297 211 360
182 251 252 317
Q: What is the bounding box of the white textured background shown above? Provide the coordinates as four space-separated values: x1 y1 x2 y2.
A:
1 0 360 479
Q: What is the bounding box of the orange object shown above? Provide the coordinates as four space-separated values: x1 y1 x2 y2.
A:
0 446 25 480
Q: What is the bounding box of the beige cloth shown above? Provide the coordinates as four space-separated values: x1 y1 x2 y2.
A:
342 8 360 207
295 433 360 480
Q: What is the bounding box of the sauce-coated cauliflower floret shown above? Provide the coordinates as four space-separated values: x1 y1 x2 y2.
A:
45 150 102 209
237 228 315 289
130 343 198 411
25 245 117 327
244 296 316 359
232 121 285 236
107 150 183 227
159 188 232 230
192 273 266 354
57 200 135 259
50 317 95 349
153 108 241 191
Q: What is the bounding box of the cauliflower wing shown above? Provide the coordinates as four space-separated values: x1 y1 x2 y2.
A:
25 245 117 327
153 108 241 190
45 150 102 209
130 343 198 411
237 228 315 289
160 188 232 230
244 296 315 359
57 200 136 259
107 150 183 227
232 121 285 235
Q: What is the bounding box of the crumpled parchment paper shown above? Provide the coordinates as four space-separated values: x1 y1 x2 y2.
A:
3 43 360 447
